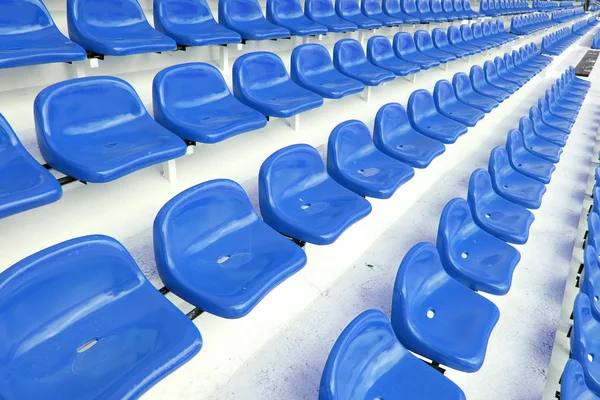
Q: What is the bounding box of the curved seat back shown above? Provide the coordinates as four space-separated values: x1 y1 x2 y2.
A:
469 65 489 89
268 0 306 21
453 72 476 97
393 31 418 56
432 28 452 49
442 0 454 12
291 43 335 80
0 0 55 35
363 0 386 15
581 244 600 320
373 102 417 147
401 0 419 15
383 0 403 15
233 51 290 98
471 23 484 39
467 168 496 220
418 0 433 13
481 0 490 12
334 38 368 68
589 212 600 252
154 0 216 34
482 21 493 36
431 0 444 14
560 359 599 399
68 0 151 39
460 25 476 43
327 120 378 173
336 0 362 17
447 26 465 45
414 30 434 51
433 79 460 109
488 147 513 186
367 36 396 61
407 89 437 123
219 0 266 25
572 292 597 377
453 0 464 12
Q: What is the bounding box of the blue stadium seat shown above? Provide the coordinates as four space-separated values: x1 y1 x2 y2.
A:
488 147 546 209
467 168 534 244
366 36 421 77
373 102 446 168
494 56 528 85
452 0 470 19
560 359 600 400
452 72 499 113
259 144 372 245
362 0 404 25
447 26 481 53
0 114 62 219
505 130 555 184
463 0 481 17
528 106 568 146
482 22 505 45
437 198 520 295
0 0 86 68
402 0 433 21
336 0 383 28
407 89 468 144
233 52 324 118
433 80 484 127
470 65 510 102
219 0 291 40
391 242 500 372
471 23 501 47
383 0 421 22
572 292 600 395
34 77 187 183
0 235 201 399
414 30 456 63
333 39 396 86
393 32 440 69
305 0 359 31
327 120 414 198
154 179 307 318
512 49 541 74
418 0 445 21
553 83 583 111
544 93 577 122
291 44 365 98
536 99 573 132
460 25 491 50
67 0 177 55
483 61 519 94
267 0 328 35
581 245 600 321
503 53 535 80
319 309 467 400
442 0 461 20
431 28 471 57
152 63 267 143
589 212 600 251
431 0 449 21
518 117 562 163
153 0 242 46
568 66 592 88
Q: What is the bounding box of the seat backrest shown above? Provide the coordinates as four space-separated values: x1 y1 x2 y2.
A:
467 168 498 219
328 120 378 171
373 102 418 149
334 39 368 67
471 23 484 38
407 89 437 122
447 26 463 44
589 212 600 252
437 198 478 259
417 0 432 13
291 44 335 79
34 77 148 149
383 0 403 15
154 179 259 268
581 244 600 316
154 0 215 33
481 0 489 11
505 129 526 159
493 56 507 73
414 30 434 51
367 36 395 61
233 52 290 94
518 116 536 142
268 0 305 20
393 31 417 55
0 113 19 151
431 0 444 13
433 78 461 107
432 28 451 48
442 0 454 12
482 21 492 36
560 359 599 399
488 147 512 186
469 65 488 89
453 0 464 11
0 0 55 34
219 0 265 23
460 25 475 41
401 0 419 14
572 292 595 369
452 72 475 97
363 0 385 14
336 0 362 16
68 0 148 32
490 21 498 34
152 62 231 126
483 60 498 79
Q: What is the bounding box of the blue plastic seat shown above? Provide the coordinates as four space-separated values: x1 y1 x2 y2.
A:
391 242 500 372
152 63 267 144
319 309 467 400
67 0 177 56
267 0 329 35
154 179 307 318
529 106 568 147
417 0 445 21
431 0 449 20
362 0 404 25
589 212 600 251
452 72 499 113
233 52 324 118
0 114 62 219
433 80 484 127
572 292 600 395
0 0 86 68
407 89 468 144
393 32 440 69
336 0 383 28
452 0 470 19
219 0 291 40
383 0 421 22
544 93 577 122
0 235 201 400
536 99 573 132
560 359 600 400
581 245 600 322
503 53 534 80
431 28 471 57
494 56 527 86
442 0 461 19
291 44 365 98
259 144 372 245
512 49 541 74
34 77 187 183
505 130 555 184
518 117 562 163
488 147 546 209
447 26 481 53
373 102 446 168
460 25 491 50
402 0 434 21
470 65 510 102
305 0 360 31
549 86 581 113
327 120 414 198
334 39 396 86
437 198 520 295
367 36 421 77
467 168 534 244
483 60 519 94
153 0 242 46
414 30 456 63
471 23 501 47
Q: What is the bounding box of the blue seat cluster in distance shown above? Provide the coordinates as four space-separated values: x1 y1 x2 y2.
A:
571 17 597 36
67 0 177 56
542 27 578 56
0 114 62 219
34 76 188 183
154 179 307 318
551 7 584 23
0 0 86 69
0 235 202 400
480 0 531 16
510 12 556 35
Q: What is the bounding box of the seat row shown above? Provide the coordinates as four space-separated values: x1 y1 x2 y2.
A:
533 0 577 11
480 0 532 16
0 40 558 400
542 26 580 55
510 12 557 35
552 7 585 23
571 16 599 36
320 66 589 399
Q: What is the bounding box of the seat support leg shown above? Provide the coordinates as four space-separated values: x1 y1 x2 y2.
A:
358 31 366 46
162 159 177 183
441 62 449 71
407 73 417 84
219 45 229 71
69 62 87 79
302 36 310 44
363 86 372 102
288 114 301 131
